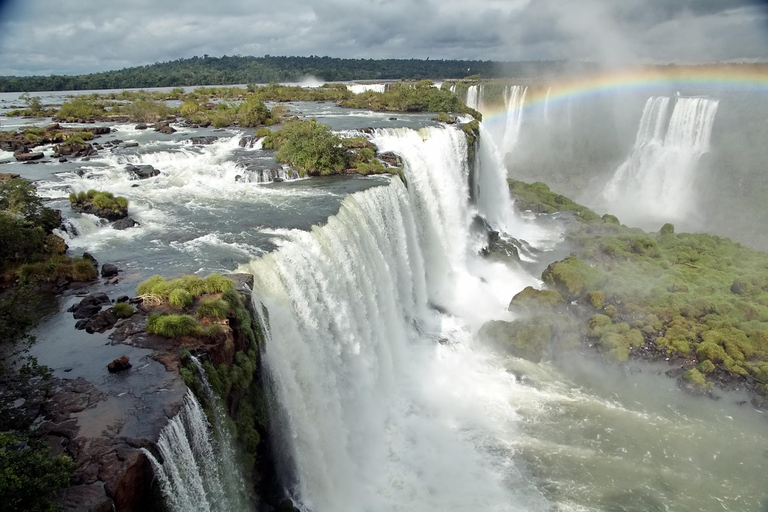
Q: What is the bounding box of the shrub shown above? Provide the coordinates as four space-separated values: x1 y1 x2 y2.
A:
255 128 271 138
17 256 97 283
146 314 199 338
271 119 346 176
56 98 106 120
205 274 235 294
222 289 243 309
169 289 193 308
196 299 230 319
0 433 75 512
111 302 134 318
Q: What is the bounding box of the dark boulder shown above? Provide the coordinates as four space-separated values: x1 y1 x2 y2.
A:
71 202 128 222
69 293 111 320
125 164 159 180
154 122 176 134
134 123 147 130
121 142 139 148
107 356 132 373
86 310 118 333
101 263 118 278
15 152 44 162
116 296 129 303
83 126 111 135
730 281 748 295
112 217 138 230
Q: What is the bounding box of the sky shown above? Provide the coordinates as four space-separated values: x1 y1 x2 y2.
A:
0 0 766 76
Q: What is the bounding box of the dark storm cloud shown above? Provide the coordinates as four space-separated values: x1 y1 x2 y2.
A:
0 0 766 76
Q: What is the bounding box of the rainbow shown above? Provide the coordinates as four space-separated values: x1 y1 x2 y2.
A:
475 65 768 121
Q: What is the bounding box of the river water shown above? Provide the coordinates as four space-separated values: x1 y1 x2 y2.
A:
4 87 766 511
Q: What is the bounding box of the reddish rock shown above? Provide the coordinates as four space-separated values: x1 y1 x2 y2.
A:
107 356 132 373
0 172 20 181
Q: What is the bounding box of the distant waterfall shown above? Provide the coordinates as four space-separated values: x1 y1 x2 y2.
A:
543 86 552 123
602 96 719 224
465 84 482 111
347 83 386 94
502 85 528 150
243 125 544 511
144 362 250 512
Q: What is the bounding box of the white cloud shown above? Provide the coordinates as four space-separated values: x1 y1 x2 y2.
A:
0 0 765 75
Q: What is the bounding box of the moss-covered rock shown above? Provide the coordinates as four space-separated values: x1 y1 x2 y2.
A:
542 256 601 300
681 368 713 393
587 291 605 309
508 286 565 312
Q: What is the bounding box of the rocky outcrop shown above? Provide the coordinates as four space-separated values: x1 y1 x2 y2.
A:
125 165 159 180
53 143 97 159
71 201 128 222
15 151 45 162
107 356 132 373
112 217 138 230
153 122 176 134
0 172 20 181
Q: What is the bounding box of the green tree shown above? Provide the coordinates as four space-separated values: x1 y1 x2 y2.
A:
271 119 346 176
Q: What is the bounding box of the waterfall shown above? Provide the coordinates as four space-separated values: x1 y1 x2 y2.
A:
543 86 552 123
243 125 544 511
144 362 251 512
475 125 515 232
602 96 719 225
501 85 528 150
347 83 387 94
465 84 482 111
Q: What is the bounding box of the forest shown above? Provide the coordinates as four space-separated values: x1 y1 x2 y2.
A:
0 55 580 92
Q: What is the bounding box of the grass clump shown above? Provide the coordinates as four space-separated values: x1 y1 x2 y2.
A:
111 302 134 318
169 289 193 308
17 256 97 283
146 313 199 338
205 274 235 294
196 298 230 319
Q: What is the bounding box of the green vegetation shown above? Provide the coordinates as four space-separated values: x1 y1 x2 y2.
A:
0 56 582 92
55 97 106 121
69 190 128 215
263 118 346 176
0 433 75 512
508 179 601 222
178 289 267 472
340 80 481 120
196 299 230 319
17 256 97 283
508 286 565 311
205 273 235 294
509 177 768 392
111 302 134 318
146 313 200 338
137 273 233 303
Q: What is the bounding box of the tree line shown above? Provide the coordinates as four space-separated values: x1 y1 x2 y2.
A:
0 55 575 92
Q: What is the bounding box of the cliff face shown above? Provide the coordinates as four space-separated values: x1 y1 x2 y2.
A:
19 273 279 511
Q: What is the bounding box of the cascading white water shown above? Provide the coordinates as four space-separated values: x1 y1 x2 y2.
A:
602 96 719 225
347 83 387 94
143 362 250 512
465 84 482 111
243 125 544 511
543 87 552 123
501 85 528 150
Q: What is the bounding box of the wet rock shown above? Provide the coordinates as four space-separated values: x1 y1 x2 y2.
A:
69 293 110 319
107 356 132 373
665 367 687 378
71 202 128 222
0 172 20 181
101 263 118 278
191 136 218 145
58 157 68 163
111 216 138 230
15 151 44 162
116 296 130 303
378 151 402 168
105 276 119 285
134 123 147 130
121 142 139 148
86 309 118 333
59 482 113 512
154 122 176 134
125 164 159 180
53 143 97 159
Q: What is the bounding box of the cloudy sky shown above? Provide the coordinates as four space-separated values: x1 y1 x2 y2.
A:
0 0 766 76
